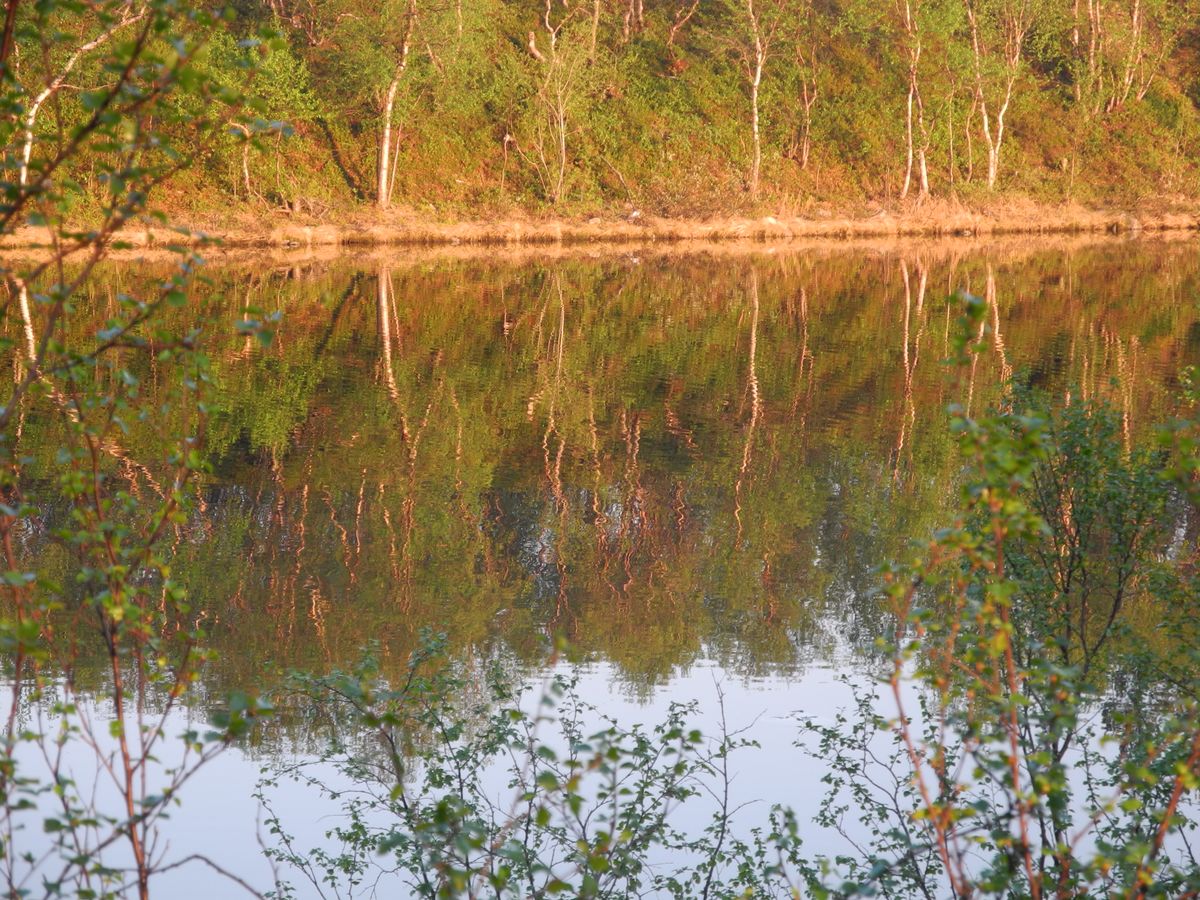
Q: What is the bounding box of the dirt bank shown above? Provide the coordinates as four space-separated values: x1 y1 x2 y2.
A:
1 200 1197 250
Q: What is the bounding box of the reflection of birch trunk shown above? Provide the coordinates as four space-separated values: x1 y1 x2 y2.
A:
617 408 644 595
10 355 24 443
308 580 330 658
377 268 400 403
449 386 470 521
987 264 1012 390
546 283 571 628
965 295 987 417
542 276 568 516
15 278 36 360
376 263 423 598
588 390 608 544
324 487 355 587
283 480 309 637
353 470 367 572
11 276 162 493
789 285 815 421
1115 335 1137 451
894 259 926 480
734 269 762 546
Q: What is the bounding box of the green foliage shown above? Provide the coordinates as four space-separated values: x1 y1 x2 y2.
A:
816 302 1200 896
260 637 752 899
28 0 1200 215
0 0 272 894
258 298 1200 897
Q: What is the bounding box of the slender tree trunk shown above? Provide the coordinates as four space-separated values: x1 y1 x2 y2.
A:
666 0 700 65
987 81 1015 190
1113 0 1142 110
916 101 930 197
1071 0 1081 102
0 0 20 76
947 88 955 190
1088 0 1102 113
377 77 400 208
798 79 815 169
965 92 977 183
902 81 915 199
590 0 601 61
750 56 762 198
377 0 416 210
743 0 766 200
899 1 915 199
964 0 1026 191
386 121 403 207
899 1 928 200
230 122 254 199
18 10 141 187
378 268 399 400
965 0 996 189
554 91 567 204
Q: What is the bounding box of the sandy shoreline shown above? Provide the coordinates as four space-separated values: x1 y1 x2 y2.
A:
1 201 1197 252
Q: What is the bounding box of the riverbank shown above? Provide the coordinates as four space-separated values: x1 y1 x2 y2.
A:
2 199 1198 250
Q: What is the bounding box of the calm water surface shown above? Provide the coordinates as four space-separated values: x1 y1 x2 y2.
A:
10 236 1200 896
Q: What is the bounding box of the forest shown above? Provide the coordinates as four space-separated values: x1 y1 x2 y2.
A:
9 0 1200 223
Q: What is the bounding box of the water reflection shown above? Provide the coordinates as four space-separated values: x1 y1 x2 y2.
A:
5 237 1199 698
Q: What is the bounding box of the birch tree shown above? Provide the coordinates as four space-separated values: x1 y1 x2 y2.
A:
377 0 418 209
523 0 587 205
715 0 785 198
14 0 147 189
1068 0 1195 116
665 0 701 72
896 0 930 199
783 0 819 171
964 0 1034 190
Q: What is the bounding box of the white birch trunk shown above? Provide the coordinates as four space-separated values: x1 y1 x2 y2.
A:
377 0 416 210
378 269 399 400
18 7 142 188
899 1 928 200
745 0 765 199
750 56 762 197
377 76 400 209
590 0 601 61
902 82 914 199
965 0 1027 191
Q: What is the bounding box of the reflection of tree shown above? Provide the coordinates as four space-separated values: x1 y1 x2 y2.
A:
734 268 763 547
893 258 927 481
377 267 400 404
10 242 1199 696
987 263 1012 387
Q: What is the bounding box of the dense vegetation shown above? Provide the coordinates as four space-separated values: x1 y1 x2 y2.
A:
10 0 1200 220
6 0 1200 896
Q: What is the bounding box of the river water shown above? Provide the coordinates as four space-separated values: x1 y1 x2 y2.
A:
6 235 1200 896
